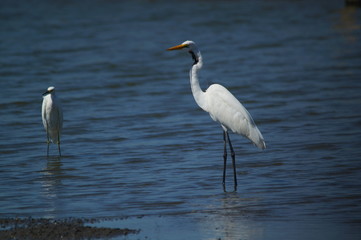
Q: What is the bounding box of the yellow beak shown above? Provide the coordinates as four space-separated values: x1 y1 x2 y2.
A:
167 43 188 51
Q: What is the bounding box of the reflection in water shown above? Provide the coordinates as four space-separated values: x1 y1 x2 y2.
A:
199 192 265 240
40 156 63 218
334 6 361 43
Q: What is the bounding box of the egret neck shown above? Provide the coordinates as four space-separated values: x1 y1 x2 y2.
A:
189 49 207 112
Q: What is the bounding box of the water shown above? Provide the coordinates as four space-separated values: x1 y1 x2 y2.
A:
1 0 361 239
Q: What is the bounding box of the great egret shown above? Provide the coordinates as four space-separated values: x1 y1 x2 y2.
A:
167 40 266 190
42 86 63 156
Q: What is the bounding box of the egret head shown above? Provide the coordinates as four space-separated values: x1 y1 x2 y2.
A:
167 40 195 50
167 40 200 65
43 86 55 96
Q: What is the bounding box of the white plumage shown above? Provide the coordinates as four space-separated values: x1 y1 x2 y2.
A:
168 40 266 190
42 86 63 156
204 84 266 149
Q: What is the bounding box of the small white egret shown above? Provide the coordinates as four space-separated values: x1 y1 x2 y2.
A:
167 40 266 190
42 86 63 156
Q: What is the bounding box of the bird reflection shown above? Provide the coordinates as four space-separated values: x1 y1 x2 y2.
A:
40 156 64 218
199 192 266 240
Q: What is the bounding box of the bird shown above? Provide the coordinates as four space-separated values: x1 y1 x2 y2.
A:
42 86 63 156
167 40 266 191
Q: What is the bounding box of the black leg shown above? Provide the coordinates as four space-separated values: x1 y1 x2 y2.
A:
223 130 227 187
57 134 61 157
226 132 237 190
46 121 50 157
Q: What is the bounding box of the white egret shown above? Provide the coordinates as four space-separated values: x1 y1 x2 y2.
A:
167 40 266 190
42 86 63 156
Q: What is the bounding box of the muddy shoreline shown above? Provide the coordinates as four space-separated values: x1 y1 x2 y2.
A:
0 218 140 240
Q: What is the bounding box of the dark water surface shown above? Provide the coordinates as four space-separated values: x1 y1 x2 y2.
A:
1 0 361 239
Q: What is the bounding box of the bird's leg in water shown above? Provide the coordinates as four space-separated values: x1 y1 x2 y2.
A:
222 130 228 189
226 132 238 191
57 133 61 157
46 122 50 157
47 142 50 157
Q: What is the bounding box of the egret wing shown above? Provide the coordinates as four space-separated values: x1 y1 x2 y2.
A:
205 84 266 149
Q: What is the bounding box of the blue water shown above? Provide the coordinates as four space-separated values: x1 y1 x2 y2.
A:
1 0 361 239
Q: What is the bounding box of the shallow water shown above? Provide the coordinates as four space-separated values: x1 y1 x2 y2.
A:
1 0 361 239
